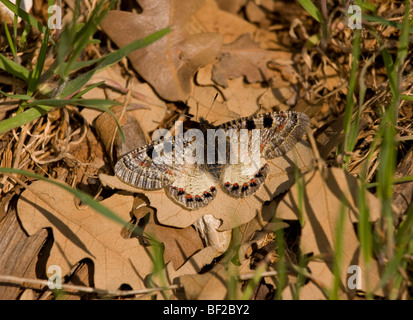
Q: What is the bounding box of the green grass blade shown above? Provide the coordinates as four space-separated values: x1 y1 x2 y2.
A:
72 81 106 99
342 29 361 168
0 53 30 81
297 0 323 22
24 98 120 108
95 27 172 70
0 167 128 227
274 227 287 300
0 90 32 100
59 27 171 99
363 14 413 33
64 0 113 76
401 94 413 101
240 264 267 300
0 98 121 135
3 21 16 56
329 202 346 300
27 28 50 96
0 105 52 135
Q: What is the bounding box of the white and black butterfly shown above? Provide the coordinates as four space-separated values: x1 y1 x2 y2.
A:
115 111 310 210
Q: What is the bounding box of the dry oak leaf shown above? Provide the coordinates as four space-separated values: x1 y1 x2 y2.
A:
186 85 240 125
16 181 154 291
149 246 220 290
212 33 295 88
276 167 383 298
220 78 293 117
143 211 205 270
100 140 314 231
81 65 167 134
100 0 223 102
190 0 285 50
174 262 237 300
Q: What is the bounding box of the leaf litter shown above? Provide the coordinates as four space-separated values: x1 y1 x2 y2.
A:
0 0 412 300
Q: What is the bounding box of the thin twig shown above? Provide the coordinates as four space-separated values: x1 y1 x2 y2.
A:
0 270 281 298
0 274 179 297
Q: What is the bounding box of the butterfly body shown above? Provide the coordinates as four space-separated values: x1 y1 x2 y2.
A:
115 111 310 210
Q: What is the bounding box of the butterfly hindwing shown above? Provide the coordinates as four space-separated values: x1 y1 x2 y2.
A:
220 161 269 198
168 163 218 210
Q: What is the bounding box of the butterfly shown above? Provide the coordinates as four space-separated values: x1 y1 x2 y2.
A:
115 111 310 210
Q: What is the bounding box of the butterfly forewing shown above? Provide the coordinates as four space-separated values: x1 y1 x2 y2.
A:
219 111 310 159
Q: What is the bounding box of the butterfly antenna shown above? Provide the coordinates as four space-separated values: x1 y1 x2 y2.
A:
204 93 218 121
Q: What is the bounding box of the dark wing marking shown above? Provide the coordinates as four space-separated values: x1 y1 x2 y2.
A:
220 162 269 198
114 132 196 190
219 111 310 159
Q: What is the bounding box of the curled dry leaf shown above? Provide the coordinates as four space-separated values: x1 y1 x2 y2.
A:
16 181 154 291
194 214 232 255
276 167 383 298
100 0 223 101
95 105 147 163
99 140 313 230
236 200 289 264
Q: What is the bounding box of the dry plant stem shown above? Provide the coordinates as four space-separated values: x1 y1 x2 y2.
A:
0 271 279 298
306 126 323 173
12 123 31 170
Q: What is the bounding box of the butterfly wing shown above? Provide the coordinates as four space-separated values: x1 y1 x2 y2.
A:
217 111 309 197
115 136 181 190
220 111 310 159
115 132 219 210
167 163 218 210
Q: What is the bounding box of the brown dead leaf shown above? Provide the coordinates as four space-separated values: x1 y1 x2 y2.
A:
143 212 205 270
81 66 167 135
320 64 342 91
212 33 294 87
186 85 239 124
276 167 383 298
175 262 234 299
245 1 268 26
95 105 147 163
236 201 289 262
215 0 247 14
147 246 220 295
190 0 257 44
194 214 232 255
220 78 269 116
101 0 223 101
16 181 154 291
99 140 313 230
